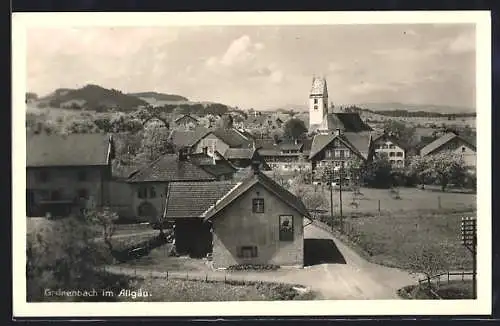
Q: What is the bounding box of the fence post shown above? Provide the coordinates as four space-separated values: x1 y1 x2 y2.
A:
447 272 450 284
166 271 168 280
378 200 381 214
438 196 441 209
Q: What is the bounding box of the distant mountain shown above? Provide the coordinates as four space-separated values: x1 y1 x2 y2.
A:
356 102 475 114
37 84 149 112
128 92 189 102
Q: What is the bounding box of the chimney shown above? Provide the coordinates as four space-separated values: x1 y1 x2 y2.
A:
335 128 342 136
251 159 261 175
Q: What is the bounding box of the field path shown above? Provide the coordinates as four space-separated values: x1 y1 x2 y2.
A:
104 224 419 300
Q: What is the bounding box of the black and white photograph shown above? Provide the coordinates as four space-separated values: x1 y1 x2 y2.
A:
12 11 491 317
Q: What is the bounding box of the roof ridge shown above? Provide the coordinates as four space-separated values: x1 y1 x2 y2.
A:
200 181 244 218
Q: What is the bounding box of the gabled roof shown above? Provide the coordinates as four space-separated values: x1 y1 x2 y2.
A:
211 128 254 148
164 181 238 219
168 126 210 148
224 148 255 160
126 154 216 183
309 131 372 160
372 132 408 151
420 132 477 157
202 172 311 221
188 152 237 177
174 114 199 124
323 113 372 132
27 133 113 167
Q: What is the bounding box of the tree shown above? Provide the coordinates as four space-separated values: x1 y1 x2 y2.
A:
283 118 307 142
383 120 416 147
139 123 174 162
407 156 432 189
84 207 119 253
27 216 114 301
364 154 393 188
406 245 449 292
218 114 234 129
426 152 467 191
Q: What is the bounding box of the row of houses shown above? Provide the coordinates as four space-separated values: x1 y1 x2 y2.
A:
26 132 311 269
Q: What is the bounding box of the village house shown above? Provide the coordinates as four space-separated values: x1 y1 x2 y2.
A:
256 138 312 173
187 150 237 181
163 166 311 268
372 133 407 168
309 129 375 184
419 132 476 168
125 150 216 222
26 133 115 217
174 114 200 129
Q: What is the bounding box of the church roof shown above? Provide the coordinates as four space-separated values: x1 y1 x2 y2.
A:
323 113 372 132
310 77 328 96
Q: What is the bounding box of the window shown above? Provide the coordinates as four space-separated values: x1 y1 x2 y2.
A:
77 188 89 199
389 144 396 149
149 187 156 198
314 99 318 104
137 186 148 199
314 105 318 110
279 215 294 241
38 171 49 183
252 198 265 213
390 159 395 164
334 150 341 158
397 160 403 165
237 246 258 258
396 152 403 157
462 147 466 152
77 170 87 181
389 152 396 157
344 150 350 158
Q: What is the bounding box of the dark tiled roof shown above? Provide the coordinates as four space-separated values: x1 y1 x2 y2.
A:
224 148 255 160
309 131 372 160
168 126 210 148
211 128 254 148
126 154 216 183
324 113 372 132
202 171 310 221
188 152 236 177
27 133 112 167
420 132 476 156
164 181 238 219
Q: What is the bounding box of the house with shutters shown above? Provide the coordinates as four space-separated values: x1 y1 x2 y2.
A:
419 132 476 168
309 129 375 184
256 138 312 173
163 167 311 268
26 133 115 217
372 133 407 168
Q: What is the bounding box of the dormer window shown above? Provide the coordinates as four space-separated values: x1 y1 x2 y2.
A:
314 99 318 104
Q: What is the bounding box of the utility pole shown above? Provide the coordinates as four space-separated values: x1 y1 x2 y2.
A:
330 182 334 232
461 216 477 299
339 162 344 232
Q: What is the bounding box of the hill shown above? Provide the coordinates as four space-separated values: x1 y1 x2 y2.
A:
128 92 189 102
356 102 475 115
37 84 149 112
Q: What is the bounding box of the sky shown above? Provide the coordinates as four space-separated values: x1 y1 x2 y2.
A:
26 24 476 110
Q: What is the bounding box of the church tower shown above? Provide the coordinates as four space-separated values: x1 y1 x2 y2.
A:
309 76 328 132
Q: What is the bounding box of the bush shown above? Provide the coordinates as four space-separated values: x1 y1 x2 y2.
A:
227 264 280 271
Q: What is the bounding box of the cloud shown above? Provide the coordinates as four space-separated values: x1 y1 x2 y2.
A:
447 30 475 54
270 70 284 84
